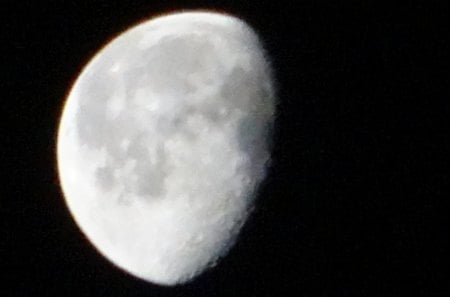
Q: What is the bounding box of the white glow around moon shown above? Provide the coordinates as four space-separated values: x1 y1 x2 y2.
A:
57 11 276 285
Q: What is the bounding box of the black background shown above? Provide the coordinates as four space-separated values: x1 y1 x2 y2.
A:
3 1 450 296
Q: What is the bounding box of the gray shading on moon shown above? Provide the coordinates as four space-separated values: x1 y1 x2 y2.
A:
57 11 276 285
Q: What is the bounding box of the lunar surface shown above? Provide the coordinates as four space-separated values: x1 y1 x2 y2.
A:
57 11 275 285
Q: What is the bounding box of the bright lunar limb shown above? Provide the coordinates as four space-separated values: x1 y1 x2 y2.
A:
57 11 276 285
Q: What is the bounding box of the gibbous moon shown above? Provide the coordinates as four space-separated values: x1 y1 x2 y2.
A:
57 11 275 285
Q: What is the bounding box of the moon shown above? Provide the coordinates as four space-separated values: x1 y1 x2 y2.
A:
57 11 276 286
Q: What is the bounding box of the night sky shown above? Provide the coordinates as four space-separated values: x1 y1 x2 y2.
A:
3 1 450 296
